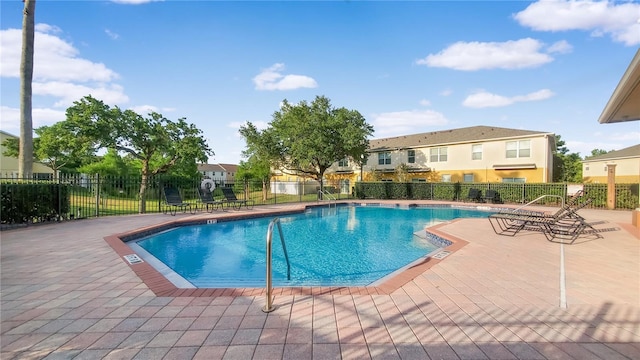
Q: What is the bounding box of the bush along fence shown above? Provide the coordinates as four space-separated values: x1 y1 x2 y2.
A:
1 174 638 228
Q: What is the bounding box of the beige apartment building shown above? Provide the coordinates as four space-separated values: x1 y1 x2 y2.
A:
275 126 556 194
0 130 54 177
197 163 238 184
582 144 640 183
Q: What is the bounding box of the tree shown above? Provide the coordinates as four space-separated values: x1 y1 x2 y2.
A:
395 163 410 182
240 95 373 191
19 0 35 178
78 148 139 177
236 155 272 201
2 122 95 178
552 134 583 182
589 149 609 157
65 96 213 213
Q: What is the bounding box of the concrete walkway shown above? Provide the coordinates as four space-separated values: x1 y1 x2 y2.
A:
1 201 638 359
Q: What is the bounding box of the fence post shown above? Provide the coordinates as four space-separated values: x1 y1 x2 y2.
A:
95 174 100 217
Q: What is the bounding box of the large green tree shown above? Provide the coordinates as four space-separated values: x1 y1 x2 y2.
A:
236 155 272 201
552 135 582 182
240 95 373 191
65 96 213 213
19 0 35 177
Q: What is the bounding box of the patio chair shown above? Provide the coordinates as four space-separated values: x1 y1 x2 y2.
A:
466 188 483 202
162 186 194 216
196 187 225 212
483 189 502 204
488 196 617 242
221 187 255 210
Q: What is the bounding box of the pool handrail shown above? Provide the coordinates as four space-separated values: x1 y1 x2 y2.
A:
263 217 290 313
318 189 337 208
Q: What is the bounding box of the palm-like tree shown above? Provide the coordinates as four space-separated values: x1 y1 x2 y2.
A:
19 0 36 178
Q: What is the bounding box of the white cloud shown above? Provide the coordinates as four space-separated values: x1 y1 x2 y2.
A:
419 99 431 106
417 38 553 71
514 0 640 46
440 89 453 96
130 105 159 115
463 89 554 108
105 29 120 40
371 110 449 138
0 106 66 133
33 81 129 108
0 24 131 117
547 40 573 54
253 63 318 91
0 28 119 82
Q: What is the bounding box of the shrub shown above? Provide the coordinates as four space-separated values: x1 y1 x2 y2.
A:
1 183 70 224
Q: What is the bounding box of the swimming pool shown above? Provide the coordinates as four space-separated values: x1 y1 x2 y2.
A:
133 204 492 288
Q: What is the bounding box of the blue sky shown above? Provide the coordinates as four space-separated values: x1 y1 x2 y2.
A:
1 0 639 164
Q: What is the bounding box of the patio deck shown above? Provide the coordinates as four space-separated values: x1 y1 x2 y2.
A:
1 201 638 359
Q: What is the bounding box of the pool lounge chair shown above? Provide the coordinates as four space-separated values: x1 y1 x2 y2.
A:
221 187 255 210
466 188 483 202
488 196 617 243
197 187 225 212
488 196 592 236
162 186 194 216
484 189 502 204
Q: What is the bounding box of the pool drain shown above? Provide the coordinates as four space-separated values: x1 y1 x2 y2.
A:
432 251 450 259
123 254 144 264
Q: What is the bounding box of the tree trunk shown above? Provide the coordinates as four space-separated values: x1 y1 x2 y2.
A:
262 179 267 201
19 0 35 178
138 161 149 214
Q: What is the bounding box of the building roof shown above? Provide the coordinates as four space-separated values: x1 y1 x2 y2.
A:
368 125 552 152
218 163 238 173
197 163 239 173
598 49 640 124
197 163 226 172
583 144 640 162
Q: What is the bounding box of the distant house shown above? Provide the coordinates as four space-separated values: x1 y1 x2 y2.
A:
197 163 238 184
582 144 640 183
324 125 556 193
0 130 54 178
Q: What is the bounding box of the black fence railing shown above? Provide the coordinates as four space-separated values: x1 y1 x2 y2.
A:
1 174 637 229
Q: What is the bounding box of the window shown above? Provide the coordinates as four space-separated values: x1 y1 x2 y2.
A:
412 178 426 182
502 177 526 183
441 174 451 182
506 140 531 158
338 158 349 167
463 174 474 182
472 144 482 160
407 150 415 164
378 152 391 165
430 147 448 162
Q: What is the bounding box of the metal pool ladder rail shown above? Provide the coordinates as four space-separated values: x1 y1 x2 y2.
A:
318 189 337 208
263 217 290 313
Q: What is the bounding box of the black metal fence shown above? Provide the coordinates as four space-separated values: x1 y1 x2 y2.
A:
1 174 638 229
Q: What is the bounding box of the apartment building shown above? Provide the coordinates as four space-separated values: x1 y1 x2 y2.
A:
582 144 640 183
326 125 556 191
197 163 238 184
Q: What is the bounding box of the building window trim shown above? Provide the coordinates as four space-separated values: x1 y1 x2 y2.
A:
378 152 391 165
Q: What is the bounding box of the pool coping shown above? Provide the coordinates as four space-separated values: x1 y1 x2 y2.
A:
103 203 474 297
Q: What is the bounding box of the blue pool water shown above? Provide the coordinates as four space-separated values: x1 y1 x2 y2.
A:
135 205 492 288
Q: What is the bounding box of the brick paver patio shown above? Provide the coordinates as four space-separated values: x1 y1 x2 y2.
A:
1 201 638 359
